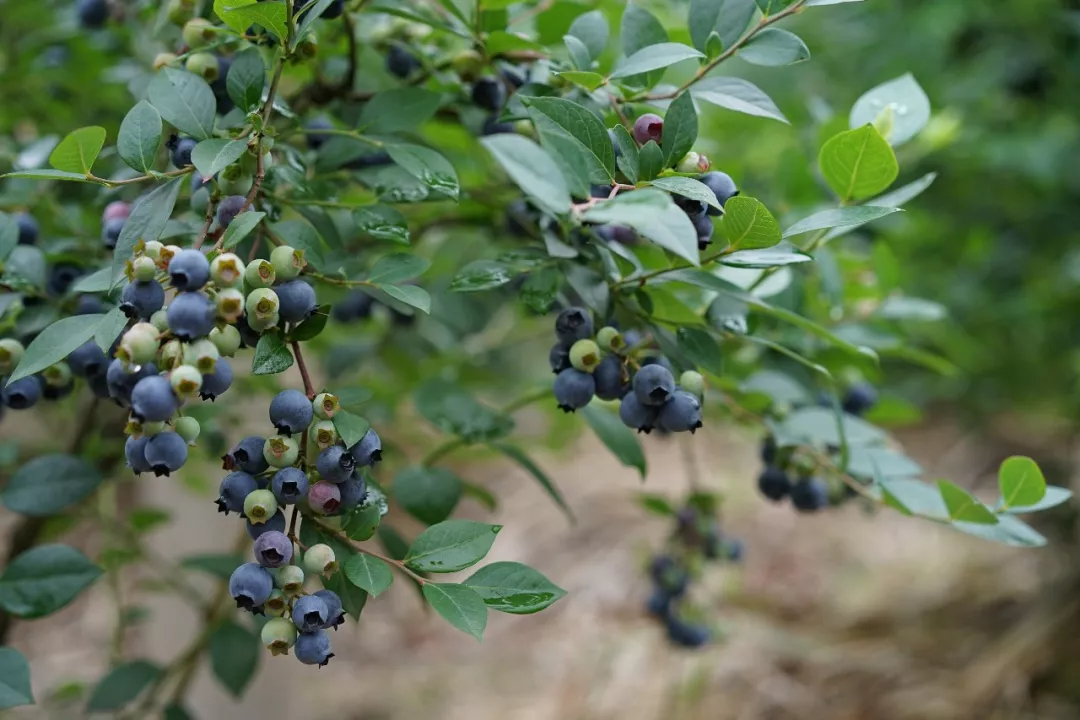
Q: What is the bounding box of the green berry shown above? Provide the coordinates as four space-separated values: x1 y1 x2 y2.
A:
143 240 164 261
132 255 157 282
182 339 219 375
210 252 245 288
117 323 160 367
312 392 339 420
569 339 602 373
154 52 178 70
676 151 710 174
42 361 72 388
247 311 279 333
209 325 241 357
158 339 183 370
274 564 305 595
137 419 166 437
262 435 299 468
0 338 25 375
303 543 337 578
166 0 194 25
246 287 280 326
216 288 245 323
158 245 181 272
680 370 705 398
244 259 276 289
451 49 484 81
296 30 318 59
150 309 170 333
311 420 337 450
170 364 203 400
181 18 214 49
218 165 253 196
261 616 297 656
596 326 624 352
185 52 219 82
244 488 279 525
175 416 200 445
270 245 305 281
264 588 288 617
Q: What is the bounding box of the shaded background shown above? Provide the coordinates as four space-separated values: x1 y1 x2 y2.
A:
5 0 1080 718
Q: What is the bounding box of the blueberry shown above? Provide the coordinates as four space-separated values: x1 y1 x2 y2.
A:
692 212 714 251
349 428 382 467
549 343 572 374
294 630 333 666
608 128 621 158
481 115 514 135
16 212 38 245
171 137 197 168
303 543 337 577
650 555 689 596
216 471 258 514
699 172 739 215
75 294 106 315
313 589 344 629
261 617 297 656
67 340 108 379
725 538 744 563
344 150 392 169
318 0 345 19
841 383 878 416
271 467 309 504
555 307 593 345
48 263 83 297
120 280 165 320
291 594 330 633
210 56 234 113
2 376 41 410
168 249 210 291
269 389 314 435
102 217 125 250
554 368 595 413
471 77 506 111
593 354 629 401
632 113 663 145
253 530 293 568
275 280 317 324
634 364 676 406
316 445 355 484
593 224 636 245
757 466 791 502
87 372 112 399
77 0 109 28
107 359 159 406
42 380 75 401
339 473 367 510
229 562 274 612
646 589 673 618
331 291 374 323
124 435 153 475
304 116 334 150
246 510 287 540
199 358 232 401
167 291 215 341
226 435 270 475
658 390 703 433
130 374 178 422
674 194 708 219
308 481 342 515
386 45 420 78
216 195 247 228
619 392 659 433
641 355 674 373
665 617 710 648
790 476 829 512
144 431 188 476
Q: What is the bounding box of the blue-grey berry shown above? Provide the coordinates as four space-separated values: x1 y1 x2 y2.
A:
293 630 333 666
633 364 676 406
693 212 714 251
304 117 333 150
216 195 247 228
349 428 382 467
271 467 309 505
120 280 165 320
1 376 41 410
67 340 109 379
75 294 106 315
275 280 317 324
291 594 329 633
168 249 211 291
269 389 313 435
646 588 673 618
699 172 738 216
553 368 594 413
757 466 790 502
658 390 703 433
217 471 258 515
619 392 658 433
386 45 420 78
246 509 287 540
167 291 215 341
339 474 367 510
554 307 592 345
593 354 629 401
200 358 232 400
16 212 38 245
171 137 197 168
313 589 344 630
108 359 160 407
790 476 829 512
841 383 878 417
665 617 710 648
102 217 125 250
229 562 274 612
144 431 188 476
316 445 355 484
253 530 293 568
227 435 270 475
548 343 571 374
130 375 178 422
125 435 152 475
471 77 505 111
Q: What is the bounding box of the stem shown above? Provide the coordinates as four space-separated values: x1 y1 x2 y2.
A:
325 529 428 585
611 247 735 289
86 167 194 188
571 183 634 216
192 195 218 251
291 341 316 399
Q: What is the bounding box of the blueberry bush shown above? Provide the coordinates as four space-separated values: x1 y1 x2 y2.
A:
0 0 1071 713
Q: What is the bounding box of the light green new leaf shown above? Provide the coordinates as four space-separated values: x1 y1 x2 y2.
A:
997 456 1046 511
722 196 782 250
819 124 899 202
49 126 106 174
938 480 998 525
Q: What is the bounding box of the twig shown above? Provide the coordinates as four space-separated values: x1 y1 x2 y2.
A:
86 167 193 188
192 197 218 250
326 529 428 585
292 340 316 399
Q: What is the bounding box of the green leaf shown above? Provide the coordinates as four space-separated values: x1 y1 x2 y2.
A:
385 143 459 201
676 327 724 375
997 456 1046 511
148 68 216 141
740 28 810 66
422 583 488 641
876 296 947 322
286 304 330 343
480 134 571 215
2 454 103 516
937 480 998 525
219 211 265 249
69 267 112 293
567 9 608 59
111 177 184 284
336 387 372 411
611 42 704 79
414 379 513 443
367 253 430 285
7 315 104 382
163 704 194 720
343 554 394 597
117 102 162 173
226 47 266 113
611 125 639 184
268 219 325 270
806 0 864 4
293 0 336 46
216 0 287 41
783 206 900 238
661 92 698 166
323 566 368 620
450 260 513 292
0 647 33 710
648 176 723 212
0 213 17 262
580 404 647 477
0 169 91 182
463 562 566 614
86 661 160 712
359 89 442 135
353 204 410 245
721 195 782 250
560 35 588 70
1005 486 1073 514
191 139 248 179
404 519 502 573
380 284 431 314
819 124 899 202
523 96 615 184
692 76 789 123
180 554 243 580
951 514 1047 547
490 443 573 521
489 30 545 56
394 466 462 525
850 73 930 146
0 544 103 619
5 245 46 290
621 5 667 56
878 478 947 520
583 189 699 265
638 493 676 516
772 406 886 448
49 126 106 174
636 140 664 182
555 70 607 92
720 243 812 268
209 621 259 698
94 306 128 353
846 446 922 480
251 332 294 376
332 411 370 448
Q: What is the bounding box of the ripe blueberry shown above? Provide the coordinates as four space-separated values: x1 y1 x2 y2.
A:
216 195 247 228
646 589 672 618
227 435 270 474
304 117 333 150
292 594 330 633
650 555 689 596
253 530 293 568
633 364 676 407
632 113 663 145
593 354 629 401
16 212 38 245
619 392 658 433
275 280 317 324
316 445 355 484
658 390 703 433
120 280 165 319
790 476 829 512
67 340 108 379
757 466 791 502
75 294 106 315
699 172 739 215
349 428 382 467
167 291 215 341
665 617 710 648
130 375 178 422
313 589 345 629
693 212 714 251
271 466 309 505
171 137 198 168
107 360 159 406
555 307 593 345
77 0 109 28
481 115 515 135
841 383 878 416
246 510 287 541
339 474 367 510
307 481 342 515
47 263 83 297
125 435 153 475
472 77 506 111
168 249 211 291
229 562 274 612
294 630 333 667
144 431 188 476
200 357 233 400
386 45 421 78
549 344 572 374
269 389 314 435
553 368 595 412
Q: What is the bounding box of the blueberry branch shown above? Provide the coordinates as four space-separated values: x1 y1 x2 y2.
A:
291 340 316 399
85 167 194 188
610 247 739 289
324 529 428 585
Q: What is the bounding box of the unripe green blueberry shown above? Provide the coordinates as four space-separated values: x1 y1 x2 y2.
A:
153 52 178 71
170 364 203 400
128 418 166 437
311 420 337 450
210 253 245 288
264 589 288 617
150 309 170 333
680 370 705 399
244 488 279 525
182 18 215 49
246 287 280 325
270 245 306 280
158 245 181 271
676 151 710 174
274 564 305 595
296 30 318 59
132 257 158 283
303 543 338 578
166 0 194 25
118 324 160 367
183 339 220 375
144 240 164 261
191 187 209 215
175 415 200 445
451 48 484 81
185 52 219 82
245 259 276 289
42 361 72 388
158 339 183 370
218 165 253 196
569 339 602 373
0 338 26 375
312 392 339 420
209 325 241 357
263 435 300 468
247 311 279 333
261 617 297 656
216 288 245 323
596 326 624 352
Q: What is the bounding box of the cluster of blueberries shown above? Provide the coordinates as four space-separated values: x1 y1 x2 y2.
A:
756 383 879 512
646 505 743 648
221 390 381 666
548 308 706 434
